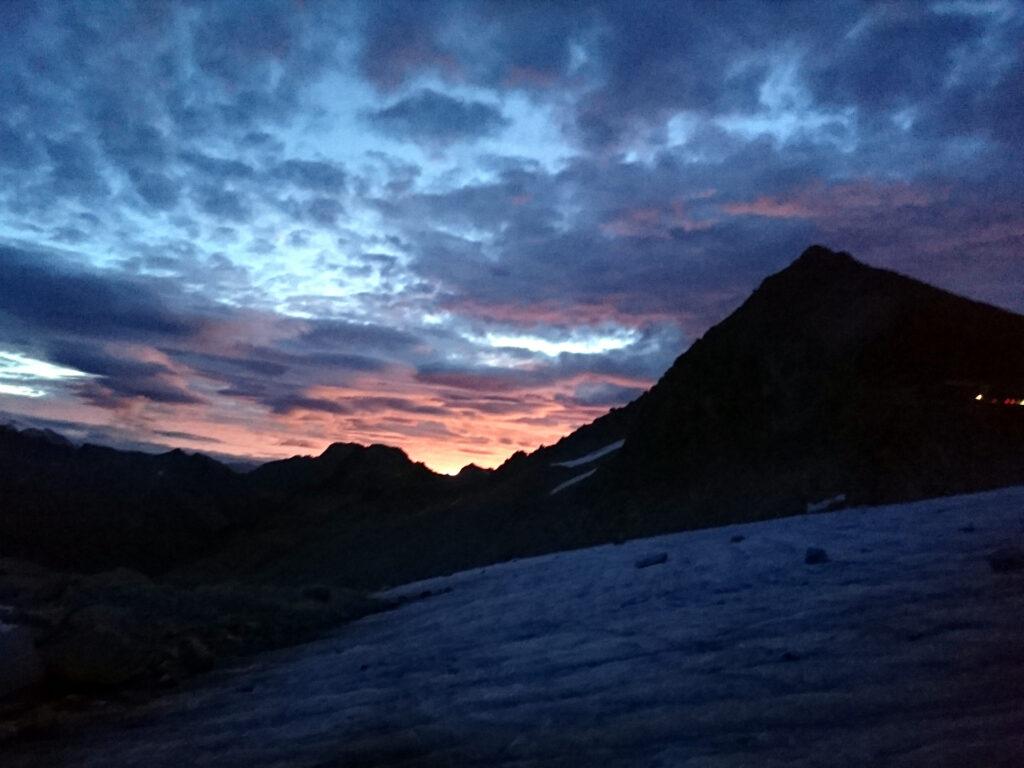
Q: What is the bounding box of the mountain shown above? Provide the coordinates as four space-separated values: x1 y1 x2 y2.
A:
579 245 1024 522
0 425 253 574
0 427 457 579
249 442 443 502
169 441 465 587
307 244 1024 585
4 245 1024 588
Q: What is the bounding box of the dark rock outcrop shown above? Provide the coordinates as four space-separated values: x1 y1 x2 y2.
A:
804 547 830 565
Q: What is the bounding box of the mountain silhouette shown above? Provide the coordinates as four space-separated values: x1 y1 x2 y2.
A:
4 246 1024 586
579 245 1024 522
0 424 252 573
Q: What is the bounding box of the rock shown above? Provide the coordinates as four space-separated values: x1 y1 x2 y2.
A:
40 606 151 688
730 534 745 543
0 623 44 698
987 546 1024 574
635 552 668 569
302 585 332 603
178 635 215 673
804 547 830 565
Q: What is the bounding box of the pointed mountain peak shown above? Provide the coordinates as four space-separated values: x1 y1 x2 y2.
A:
780 245 865 280
795 244 856 265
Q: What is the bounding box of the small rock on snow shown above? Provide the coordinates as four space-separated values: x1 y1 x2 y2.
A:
635 553 669 569
804 547 830 565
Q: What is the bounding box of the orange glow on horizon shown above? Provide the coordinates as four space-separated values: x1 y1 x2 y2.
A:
0 369 648 475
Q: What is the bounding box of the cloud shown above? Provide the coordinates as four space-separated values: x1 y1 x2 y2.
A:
0 1 1022 472
296 319 423 353
555 381 645 408
128 168 181 209
265 393 351 416
44 135 110 202
0 244 201 340
272 159 347 193
367 89 509 145
194 185 252 222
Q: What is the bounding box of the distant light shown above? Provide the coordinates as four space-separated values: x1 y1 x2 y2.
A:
975 394 984 401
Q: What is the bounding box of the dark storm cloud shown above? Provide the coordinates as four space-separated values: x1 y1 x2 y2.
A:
266 394 351 416
297 319 423 353
803 7 983 112
297 352 393 373
555 381 645 408
75 374 203 407
367 89 510 145
171 351 290 379
0 244 200 340
38 341 202 407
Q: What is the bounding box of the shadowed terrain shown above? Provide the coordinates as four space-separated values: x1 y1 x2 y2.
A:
3 245 1024 711
6 487 1024 766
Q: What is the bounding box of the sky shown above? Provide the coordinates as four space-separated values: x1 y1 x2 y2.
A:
0 0 1022 473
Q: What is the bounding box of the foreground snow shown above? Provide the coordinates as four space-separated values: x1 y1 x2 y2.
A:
9 487 1024 766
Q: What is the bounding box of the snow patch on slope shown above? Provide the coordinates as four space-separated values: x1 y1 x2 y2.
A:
550 468 597 495
552 439 625 468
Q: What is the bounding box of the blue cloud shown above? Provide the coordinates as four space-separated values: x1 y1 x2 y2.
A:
367 89 509 145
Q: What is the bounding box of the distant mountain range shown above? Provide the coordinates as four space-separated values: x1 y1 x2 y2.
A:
4 246 1024 586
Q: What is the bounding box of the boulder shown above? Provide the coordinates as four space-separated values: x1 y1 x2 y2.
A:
39 605 151 688
635 552 668 569
804 547 830 565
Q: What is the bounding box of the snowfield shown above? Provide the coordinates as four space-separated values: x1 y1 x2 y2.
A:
9 487 1024 766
